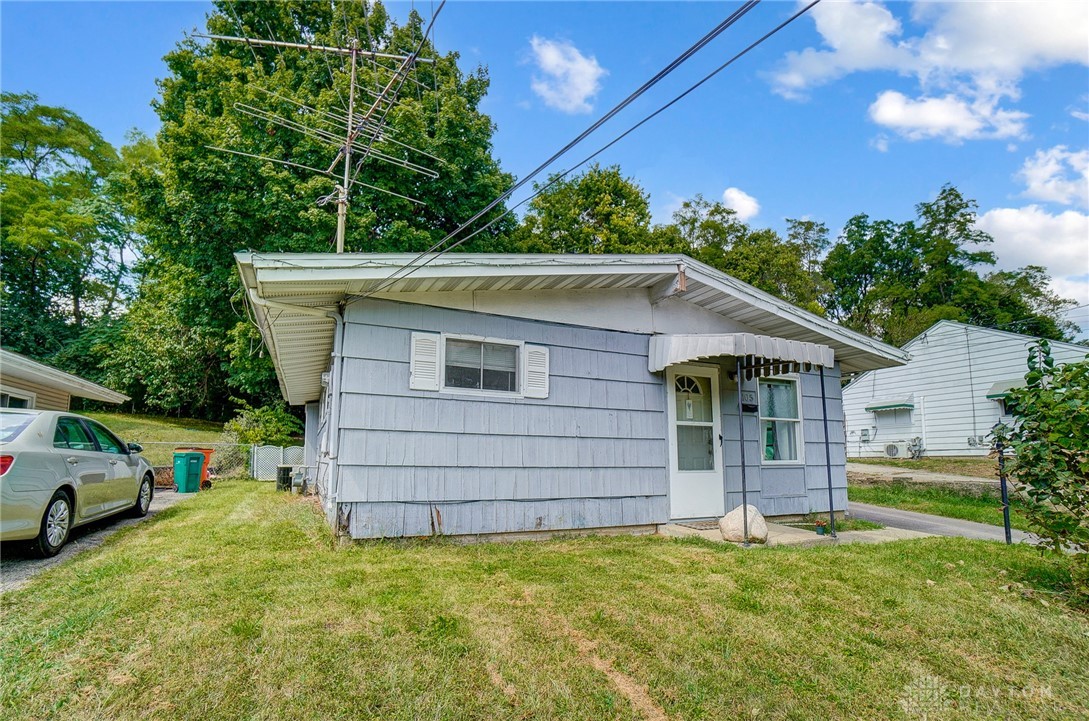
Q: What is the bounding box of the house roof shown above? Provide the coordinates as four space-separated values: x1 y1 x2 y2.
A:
844 319 1089 394
236 252 909 405
0 349 129 404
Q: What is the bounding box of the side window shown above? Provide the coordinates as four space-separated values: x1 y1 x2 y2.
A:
85 421 125 454
54 418 97 452
758 378 802 463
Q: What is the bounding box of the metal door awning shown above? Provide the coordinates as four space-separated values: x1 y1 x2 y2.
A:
985 379 1024 399
649 333 835 373
865 397 915 411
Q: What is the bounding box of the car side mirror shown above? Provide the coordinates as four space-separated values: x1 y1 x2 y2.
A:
127 442 143 454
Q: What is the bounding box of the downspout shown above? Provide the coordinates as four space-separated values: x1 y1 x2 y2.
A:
246 289 346 520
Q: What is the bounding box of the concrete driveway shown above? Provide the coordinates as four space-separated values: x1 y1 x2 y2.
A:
849 501 1034 544
0 489 186 593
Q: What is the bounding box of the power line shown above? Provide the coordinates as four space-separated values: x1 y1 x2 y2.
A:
352 0 821 300
348 0 763 289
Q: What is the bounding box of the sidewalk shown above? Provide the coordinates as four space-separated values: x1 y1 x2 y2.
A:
846 461 998 488
660 521 932 548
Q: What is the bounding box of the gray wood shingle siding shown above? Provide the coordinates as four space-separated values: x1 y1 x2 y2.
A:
325 298 849 538
335 299 669 537
721 366 846 517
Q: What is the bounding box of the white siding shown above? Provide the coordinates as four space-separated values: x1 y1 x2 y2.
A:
843 322 1088 457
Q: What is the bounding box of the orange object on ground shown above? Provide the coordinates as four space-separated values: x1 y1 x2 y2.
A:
176 447 214 481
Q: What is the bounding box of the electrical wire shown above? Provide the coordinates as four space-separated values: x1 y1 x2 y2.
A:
347 0 764 293
352 0 820 299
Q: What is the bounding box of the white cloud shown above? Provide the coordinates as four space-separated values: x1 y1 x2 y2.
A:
976 204 1089 303
528 36 607 114
722 187 760 221
771 1 1089 142
868 91 1028 141
1018 146 1089 207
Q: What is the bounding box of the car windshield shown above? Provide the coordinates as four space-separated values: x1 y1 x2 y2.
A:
0 412 38 443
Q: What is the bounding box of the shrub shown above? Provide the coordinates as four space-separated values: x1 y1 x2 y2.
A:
998 340 1089 599
223 401 303 447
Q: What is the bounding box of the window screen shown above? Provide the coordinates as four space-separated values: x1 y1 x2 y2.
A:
444 339 518 392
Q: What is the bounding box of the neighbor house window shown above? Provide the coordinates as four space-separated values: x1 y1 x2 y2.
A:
444 338 519 393
759 378 801 463
0 390 33 409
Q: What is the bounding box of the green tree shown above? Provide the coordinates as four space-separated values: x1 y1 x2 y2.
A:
121 0 518 417
517 164 653 253
0 92 134 358
997 341 1089 601
821 185 1075 345
668 196 824 312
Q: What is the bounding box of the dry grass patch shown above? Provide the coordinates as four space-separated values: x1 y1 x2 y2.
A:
850 456 999 479
2 480 1087 720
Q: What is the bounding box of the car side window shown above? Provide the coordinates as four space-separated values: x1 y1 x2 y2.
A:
54 418 97 452
85 421 125 454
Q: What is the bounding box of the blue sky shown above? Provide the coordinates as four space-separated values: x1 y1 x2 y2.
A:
3 1 1087 335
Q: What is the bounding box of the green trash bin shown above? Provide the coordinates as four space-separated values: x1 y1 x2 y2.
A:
173 452 204 493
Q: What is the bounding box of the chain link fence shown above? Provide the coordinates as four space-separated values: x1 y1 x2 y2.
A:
251 445 305 480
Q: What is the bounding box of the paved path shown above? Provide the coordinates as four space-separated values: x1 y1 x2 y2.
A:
0 489 186 593
848 501 1032 544
660 521 932 547
846 462 997 486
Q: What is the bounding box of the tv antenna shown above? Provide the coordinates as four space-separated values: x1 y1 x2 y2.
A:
195 2 444 252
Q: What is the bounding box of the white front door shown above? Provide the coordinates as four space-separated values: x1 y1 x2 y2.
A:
667 365 724 519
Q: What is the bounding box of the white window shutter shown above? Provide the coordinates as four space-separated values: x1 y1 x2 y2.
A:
524 345 549 399
409 332 441 391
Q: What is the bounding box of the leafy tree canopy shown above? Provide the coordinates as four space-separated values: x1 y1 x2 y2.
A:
821 184 1075 345
116 0 519 417
1 92 138 359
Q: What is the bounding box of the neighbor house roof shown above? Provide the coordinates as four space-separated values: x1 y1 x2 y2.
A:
0 349 129 404
236 252 909 405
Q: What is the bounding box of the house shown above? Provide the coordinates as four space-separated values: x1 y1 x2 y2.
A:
0 348 129 410
841 320 1088 459
236 252 907 539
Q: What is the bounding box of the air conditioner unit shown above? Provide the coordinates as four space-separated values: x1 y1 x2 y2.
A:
884 442 909 458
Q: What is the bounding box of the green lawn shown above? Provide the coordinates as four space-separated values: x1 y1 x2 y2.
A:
81 410 225 444
851 456 999 479
849 481 1030 530
3 481 1086 720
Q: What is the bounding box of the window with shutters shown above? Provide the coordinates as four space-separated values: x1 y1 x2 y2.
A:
410 331 549 399
444 338 519 393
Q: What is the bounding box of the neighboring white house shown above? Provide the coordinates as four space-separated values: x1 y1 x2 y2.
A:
0 349 129 411
842 320 1088 459
237 252 907 539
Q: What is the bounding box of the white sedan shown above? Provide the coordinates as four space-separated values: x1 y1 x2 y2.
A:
0 410 155 557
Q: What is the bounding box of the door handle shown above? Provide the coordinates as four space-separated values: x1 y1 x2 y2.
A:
66 457 79 465
109 459 118 465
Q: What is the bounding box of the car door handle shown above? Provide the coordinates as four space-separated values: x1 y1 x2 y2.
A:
66 457 79 465
109 459 118 465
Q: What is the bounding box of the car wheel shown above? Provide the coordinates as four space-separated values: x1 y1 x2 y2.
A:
130 475 153 517
34 491 72 558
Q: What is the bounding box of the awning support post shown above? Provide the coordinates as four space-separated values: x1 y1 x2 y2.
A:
735 357 750 548
819 366 837 538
